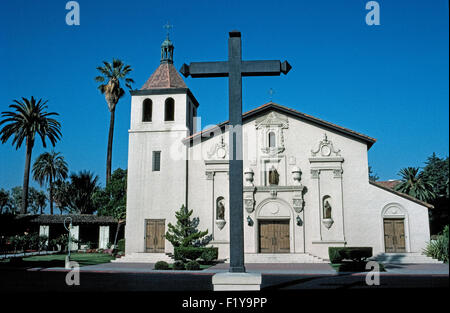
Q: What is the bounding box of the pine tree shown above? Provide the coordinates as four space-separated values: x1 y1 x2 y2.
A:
165 205 212 248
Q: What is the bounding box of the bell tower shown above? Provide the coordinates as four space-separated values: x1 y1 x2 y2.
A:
125 29 199 254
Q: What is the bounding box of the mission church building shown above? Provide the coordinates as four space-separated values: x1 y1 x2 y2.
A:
118 35 433 263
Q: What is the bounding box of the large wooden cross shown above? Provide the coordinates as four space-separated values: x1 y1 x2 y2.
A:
180 31 291 273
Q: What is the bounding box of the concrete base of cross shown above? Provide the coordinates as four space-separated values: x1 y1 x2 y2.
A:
212 272 262 291
65 256 71 269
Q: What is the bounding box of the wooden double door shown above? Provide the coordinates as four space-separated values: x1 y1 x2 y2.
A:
259 220 290 253
383 219 406 253
145 219 165 253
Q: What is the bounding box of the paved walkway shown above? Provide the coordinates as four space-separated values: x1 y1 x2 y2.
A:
38 262 336 274
383 263 449 275
203 263 336 274
36 261 448 276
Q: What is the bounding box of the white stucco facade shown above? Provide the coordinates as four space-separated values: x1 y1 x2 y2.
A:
124 85 432 260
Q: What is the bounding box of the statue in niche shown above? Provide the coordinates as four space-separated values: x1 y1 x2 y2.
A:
268 166 279 186
217 199 225 220
324 200 332 219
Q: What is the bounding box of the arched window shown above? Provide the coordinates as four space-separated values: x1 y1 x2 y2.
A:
164 98 175 121
142 98 152 122
268 132 276 148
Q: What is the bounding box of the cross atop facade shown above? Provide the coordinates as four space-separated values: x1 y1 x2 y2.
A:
163 21 173 38
180 31 291 273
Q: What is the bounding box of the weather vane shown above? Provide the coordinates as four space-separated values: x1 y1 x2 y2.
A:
163 21 173 39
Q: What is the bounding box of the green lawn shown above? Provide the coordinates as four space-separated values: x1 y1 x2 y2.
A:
1 253 114 268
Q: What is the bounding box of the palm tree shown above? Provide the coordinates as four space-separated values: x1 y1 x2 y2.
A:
53 179 70 215
395 167 436 202
95 59 134 184
32 151 68 214
67 171 100 214
0 97 61 214
34 190 47 215
0 188 10 214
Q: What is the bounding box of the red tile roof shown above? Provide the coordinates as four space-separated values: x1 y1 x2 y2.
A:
370 181 434 209
141 63 187 90
374 180 401 190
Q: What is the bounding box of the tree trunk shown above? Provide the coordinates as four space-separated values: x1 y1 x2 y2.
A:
106 108 116 184
49 175 53 215
113 221 121 250
21 140 33 214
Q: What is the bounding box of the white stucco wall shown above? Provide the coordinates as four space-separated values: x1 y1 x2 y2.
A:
125 92 193 254
126 101 432 260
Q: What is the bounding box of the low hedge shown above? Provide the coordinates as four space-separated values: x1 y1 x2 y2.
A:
200 247 219 262
154 261 170 270
186 260 200 270
174 246 218 263
173 260 186 270
328 247 373 263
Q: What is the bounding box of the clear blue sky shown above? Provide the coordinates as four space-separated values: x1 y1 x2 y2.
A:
0 0 448 197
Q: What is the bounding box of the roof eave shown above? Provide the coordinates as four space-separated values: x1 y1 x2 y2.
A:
369 181 434 209
183 102 376 146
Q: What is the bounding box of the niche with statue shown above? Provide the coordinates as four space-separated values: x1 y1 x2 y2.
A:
215 197 226 230
322 195 334 229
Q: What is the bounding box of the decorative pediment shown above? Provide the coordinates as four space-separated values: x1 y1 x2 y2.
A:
311 133 341 157
255 111 289 129
207 135 228 159
255 112 289 156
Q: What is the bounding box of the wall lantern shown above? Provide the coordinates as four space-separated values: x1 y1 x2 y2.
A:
296 215 303 226
247 216 254 226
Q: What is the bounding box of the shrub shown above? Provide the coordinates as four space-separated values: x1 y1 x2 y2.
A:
424 225 449 263
117 239 125 252
173 260 185 270
185 260 200 271
174 246 219 262
174 246 204 261
342 247 373 262
200 247 219 263
328 247 343 263
328 247 373 263
154 261 169 270
165 205 212 248
38 235 48 251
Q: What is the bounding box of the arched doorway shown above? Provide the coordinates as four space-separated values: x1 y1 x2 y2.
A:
381 204 409 253
255 198 294 253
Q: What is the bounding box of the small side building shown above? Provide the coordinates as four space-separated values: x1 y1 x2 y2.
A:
2 214 124 250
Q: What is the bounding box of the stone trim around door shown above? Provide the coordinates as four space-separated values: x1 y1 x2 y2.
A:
381 203 410 253
254 197 297 254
